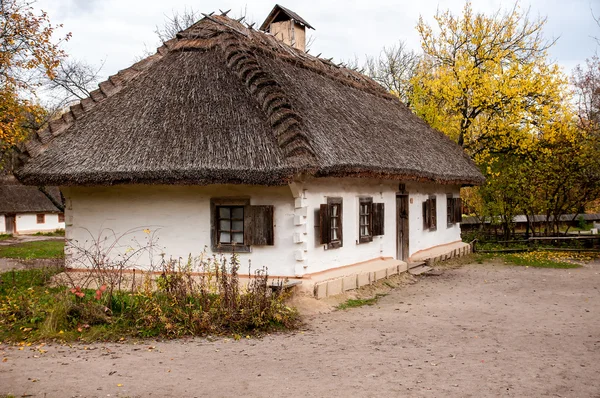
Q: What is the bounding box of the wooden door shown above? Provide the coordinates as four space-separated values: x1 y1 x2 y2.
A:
5 214 15 234
396 195 409 261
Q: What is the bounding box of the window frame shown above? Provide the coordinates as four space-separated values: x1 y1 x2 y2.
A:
36 214 45 224
423 195 437 231
358 197 373 243
328 197 343 249
58 213 65 223
447 195 462 227
210 198 251 253
216 205 245 246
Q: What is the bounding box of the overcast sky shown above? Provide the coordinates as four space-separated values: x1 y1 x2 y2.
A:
36 0 599 82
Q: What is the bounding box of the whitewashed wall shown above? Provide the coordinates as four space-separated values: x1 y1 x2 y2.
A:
405 182 462 257
63 185 298 277
300 178 398 275
63 180 463 277
0 215 5 233
14 213 65 234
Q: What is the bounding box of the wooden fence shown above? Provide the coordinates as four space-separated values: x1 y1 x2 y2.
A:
472 235 600 253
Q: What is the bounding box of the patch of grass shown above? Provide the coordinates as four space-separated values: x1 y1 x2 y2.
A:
337 294 387 310
0 240 64 259
472 251 594 269
502 253 582 268
0 234 12 241
33 229 65 237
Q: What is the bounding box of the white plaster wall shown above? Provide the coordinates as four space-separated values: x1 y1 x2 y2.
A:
62 180 464 277
15 213 65 234
62 185 297 277
405 182 462 257
0 215 5 233
302 178 398 275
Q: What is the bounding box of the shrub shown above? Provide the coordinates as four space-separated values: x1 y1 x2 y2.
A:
0 230 298 342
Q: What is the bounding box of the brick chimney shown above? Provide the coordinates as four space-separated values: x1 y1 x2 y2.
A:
259 4 314 52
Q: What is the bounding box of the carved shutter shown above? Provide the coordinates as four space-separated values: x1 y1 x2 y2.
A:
245 205 274 246
319 203 330 244
372 203 385 236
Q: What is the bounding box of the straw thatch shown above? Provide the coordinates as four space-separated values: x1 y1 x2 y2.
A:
0 185 62 214
15 13 484 187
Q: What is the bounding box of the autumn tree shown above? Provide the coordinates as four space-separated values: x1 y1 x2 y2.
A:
44 58 103 109
412 1 564 158
572 56 600 135
0 0 69 169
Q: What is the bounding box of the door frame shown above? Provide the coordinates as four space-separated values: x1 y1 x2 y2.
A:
396 193 409 261
4 213 16 234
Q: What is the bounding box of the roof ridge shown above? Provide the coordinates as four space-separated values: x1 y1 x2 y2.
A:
217 30 317 163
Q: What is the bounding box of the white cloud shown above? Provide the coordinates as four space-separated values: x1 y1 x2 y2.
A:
35 0 599 81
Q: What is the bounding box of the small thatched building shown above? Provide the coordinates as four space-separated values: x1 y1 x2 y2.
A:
15 6 483 294
0 176 64 234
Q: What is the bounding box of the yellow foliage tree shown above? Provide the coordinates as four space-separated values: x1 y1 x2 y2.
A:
412 1 568 163
0 0 69 165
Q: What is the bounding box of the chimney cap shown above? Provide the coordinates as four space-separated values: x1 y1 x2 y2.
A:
259 4 315 31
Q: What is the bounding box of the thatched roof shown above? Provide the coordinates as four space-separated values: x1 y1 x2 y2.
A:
0 185 62 214
15 13 484 187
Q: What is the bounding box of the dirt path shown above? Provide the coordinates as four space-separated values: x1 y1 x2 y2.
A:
1 261 599 398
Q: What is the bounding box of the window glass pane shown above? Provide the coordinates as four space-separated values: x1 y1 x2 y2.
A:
332 218 337 228
219 207 230 218
331 205 338 217
219 220 231 230
332 228 338 240
232 220 243 231
219 232 231 243
232 207 244 219
232 233 244 243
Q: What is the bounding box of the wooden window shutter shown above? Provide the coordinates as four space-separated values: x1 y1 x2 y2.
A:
319 203 331 244
423 200 430 230
454 198 462 224
372 203 385 236
245 205 274 246
430 197 437 230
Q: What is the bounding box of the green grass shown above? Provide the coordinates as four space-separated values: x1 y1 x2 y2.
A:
0 240 64 259
33 228 65 237
502 254 581 268
0 234 12 241
473 252 583 269
337 294 387 310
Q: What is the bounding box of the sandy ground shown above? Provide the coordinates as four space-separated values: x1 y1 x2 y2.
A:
1 260 599 398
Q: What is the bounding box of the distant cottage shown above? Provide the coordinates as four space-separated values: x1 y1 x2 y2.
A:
0 176 64 235
15 5 483 296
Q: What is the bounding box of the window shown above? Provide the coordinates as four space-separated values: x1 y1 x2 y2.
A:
319 197 343 249
447 195 462 226
422 195 437 231
217 206 245 245
210 198 274 252
318 197 385 248
357 197 385 243
359 197 373 243
58 213 65 223
36 214 45 224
